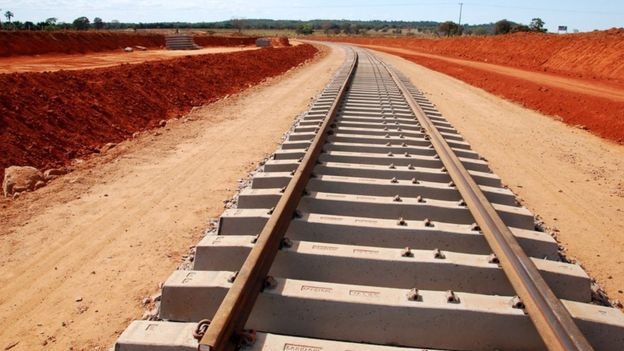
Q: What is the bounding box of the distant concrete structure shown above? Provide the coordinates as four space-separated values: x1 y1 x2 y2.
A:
166 35 201 50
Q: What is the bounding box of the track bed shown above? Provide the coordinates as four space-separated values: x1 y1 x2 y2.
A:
115 46 624 351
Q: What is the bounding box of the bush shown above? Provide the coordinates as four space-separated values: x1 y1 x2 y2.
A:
494 19 511 35
296 24 314 35
73 16 90 30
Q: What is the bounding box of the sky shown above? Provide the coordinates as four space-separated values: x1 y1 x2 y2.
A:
0 0 622 32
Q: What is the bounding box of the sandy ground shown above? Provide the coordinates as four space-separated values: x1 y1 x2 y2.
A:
374 49 624 303
0 43 345 350
0 46 259 73
362 45 624 102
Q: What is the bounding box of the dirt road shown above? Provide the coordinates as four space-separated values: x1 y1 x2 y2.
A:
0 47 259 73
0 44 345 350
374 50 624 305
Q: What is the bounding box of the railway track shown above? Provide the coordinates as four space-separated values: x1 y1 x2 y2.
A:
115 46 624 351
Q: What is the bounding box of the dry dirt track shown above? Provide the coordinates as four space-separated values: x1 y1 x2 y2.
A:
374 49 624 304
0 46 259 73
0 44 344 350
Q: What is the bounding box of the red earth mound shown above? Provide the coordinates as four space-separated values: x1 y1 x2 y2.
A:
0 44 318 180
271 37 291 47
0 31 164 57
318 30 624 143
0 31 260 57
319 29 624 83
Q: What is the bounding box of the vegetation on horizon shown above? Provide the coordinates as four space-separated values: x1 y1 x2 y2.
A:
0 13 551 36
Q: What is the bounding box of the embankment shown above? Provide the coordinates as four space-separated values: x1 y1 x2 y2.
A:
0 31 261 57
0 44 318 179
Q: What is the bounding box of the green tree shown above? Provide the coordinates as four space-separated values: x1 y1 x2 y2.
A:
46 17 57 25
494 19 512 35
73 16 90 30
93 17 104 29
296 23 314 35
438 21 460 37
5 10 14 29
529 17 546 32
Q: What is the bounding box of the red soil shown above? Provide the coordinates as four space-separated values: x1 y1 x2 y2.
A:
0 31 260 57
0 31 164 57
0 44 318 179
393 53 624 143
318 30 624 143
271 37 291 47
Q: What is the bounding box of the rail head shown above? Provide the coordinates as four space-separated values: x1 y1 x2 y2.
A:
377 55 593 351
197 47 358 351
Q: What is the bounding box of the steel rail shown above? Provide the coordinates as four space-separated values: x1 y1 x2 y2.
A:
197 49 358 351
377 54 593 351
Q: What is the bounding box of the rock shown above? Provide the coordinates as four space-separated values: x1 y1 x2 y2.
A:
34 180 46 190
3 166 45 197
150 292 162 302
142 297 151 305
135 45 147 51
75 296 83 302
43 168 67 181
132 132 140 138
124 47 134 52
100 142 116 153
158 120 167 128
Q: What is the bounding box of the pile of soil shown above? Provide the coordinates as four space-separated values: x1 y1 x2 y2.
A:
271 37 291 47
0 31 164 57
0 31 261 57
320 29 624 83
0 44 318 179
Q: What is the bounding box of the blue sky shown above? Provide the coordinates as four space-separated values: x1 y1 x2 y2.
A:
0 0 622 32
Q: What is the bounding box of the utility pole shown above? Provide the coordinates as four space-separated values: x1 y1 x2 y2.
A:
458 2 464 26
